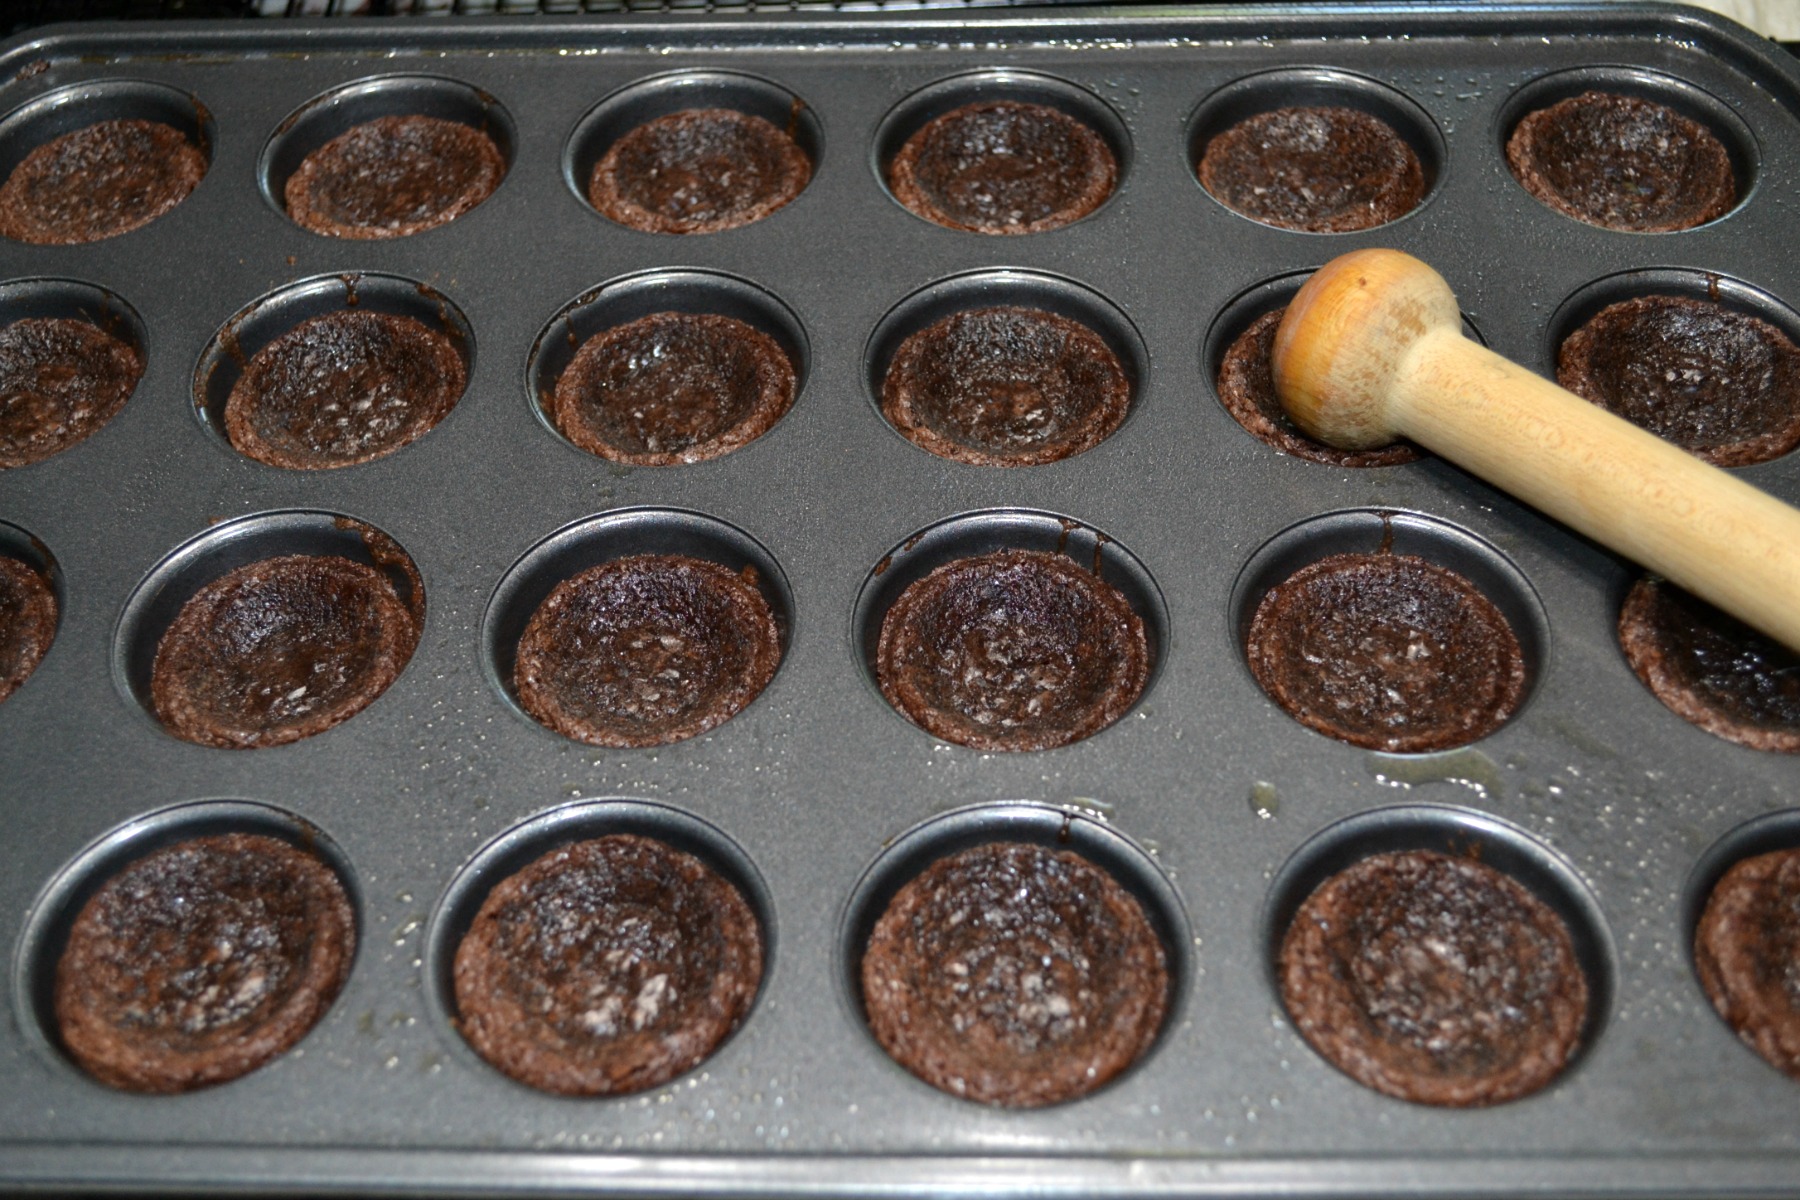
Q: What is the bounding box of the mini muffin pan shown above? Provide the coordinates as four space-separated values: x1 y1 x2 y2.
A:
2 4 1800 1195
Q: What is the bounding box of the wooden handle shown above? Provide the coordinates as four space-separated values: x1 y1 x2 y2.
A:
1273 248 1800 653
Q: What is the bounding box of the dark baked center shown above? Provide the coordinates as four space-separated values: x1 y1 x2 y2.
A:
0 118 205 244
0 316 142 468
1505 91 1735 232
876 549 1148 751
861 842 1168 1107
452 834 762 1096
224 309 465 469
588 108 810 234
514 554 781 748
1558 295 1800 467
0 555 55 703
150 553 420 749
1246 552 1525 753
887 100 1117 234
53 833 355 1093
1696 847 1800 1081
1280 849 1588 1107
1197 106 1424 233
550 312 795 465
882 306 1129 466
285 114 505 239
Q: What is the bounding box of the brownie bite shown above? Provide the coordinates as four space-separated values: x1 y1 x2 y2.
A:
1281 849 1588 1106
0 555 56 703
54 833 355 1093
1558 294 1800 468
0 316 143 468
1695 846 1800 1082
549 312 795 465
861 841 1167 1107
1197 106 1424 233
888 100 1117 234
150 553 420 749
882 306 1128 466
285 114 505 239
1246 552 1525 752
1506 91 1735 232
1618 576 1800 753
453 834 762 1096
876 549 1148 751
588 108 809 234
224 310 465 469
1216 306 1418 467
0 119 205 244
514 554 781 748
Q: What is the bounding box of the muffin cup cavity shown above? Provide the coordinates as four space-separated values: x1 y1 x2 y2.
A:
194 273 473 468
12 799 359 1087
423 798 772 1092
527 270 807 464
0 519 60 703
259 74 515 237
873 70 1129 233
1186 68 1443 233
0 276 147 469
481 508 792 743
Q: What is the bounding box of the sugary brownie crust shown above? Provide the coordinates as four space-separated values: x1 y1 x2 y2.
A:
285 114 505 240
1198 106 1423 232
588 108 809 235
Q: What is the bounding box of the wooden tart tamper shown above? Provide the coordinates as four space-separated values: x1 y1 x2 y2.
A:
1273 248 1800 652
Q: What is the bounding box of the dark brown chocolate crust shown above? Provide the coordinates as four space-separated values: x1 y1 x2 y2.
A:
1618 576 1800 753
1280 849 1587 1107
284 114 505 240
1216 307 1419 467
0 316 143 468
876 549 1148 751
549 312 795 466
150 553 420 749
881 306 1129 466
0 555 55 703
452 834 762 1096
0 118 205 245
587 108 809 235
1197 106 1424 233
224 310 465 470
514 554 781 748
1246 552 1525 752
1506 91 1735 232
54 833 355 1093
1695 846 1800 1081
887 100 1117 234
1558 295 1800 468
861 841 1167 1107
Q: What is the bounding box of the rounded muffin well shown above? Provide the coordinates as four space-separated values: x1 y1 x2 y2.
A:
0 555 56 703
1695 846 1800 1082
0 118 205 244
587 108 809 234
285 114 505 239
1197 106 1423 232
0 316 143 468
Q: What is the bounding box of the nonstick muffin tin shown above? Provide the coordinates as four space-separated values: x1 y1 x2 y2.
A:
3 4 1800 1195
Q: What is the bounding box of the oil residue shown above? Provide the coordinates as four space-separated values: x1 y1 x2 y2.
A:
1249 781 1279 820
1364 747 1503 799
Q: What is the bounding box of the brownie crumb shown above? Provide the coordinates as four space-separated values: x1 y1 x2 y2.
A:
0 119 205 244
588 108 809 235
1695 846 1800 1081
285 114 505 239
0 555 55 703
0 316 143 468
1198 106 1424 233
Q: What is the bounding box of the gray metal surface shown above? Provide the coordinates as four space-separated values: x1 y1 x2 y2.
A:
0 4 1797 1194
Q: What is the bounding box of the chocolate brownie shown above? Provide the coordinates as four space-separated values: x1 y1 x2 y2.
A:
0 119 205 244
881 306 1129 466
54 833 355 1093
0 316 142 468
1558 294 1800 467
588 108 809 234
861 841 1167 1107
887 100 1117 234
1280 849 1588 1106
1506 91 1735 232
1197 106 1424 233
876 549 1148 751
284 114 505 239
150 553 420 749
1695 846 1800 1081
1246 552 1525 752
224 310 465 469
1216 307 1419 467
1618 576 1800 753
0 555 55 703
514 554 781 748
453 834 762 1096
549 312 795 465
